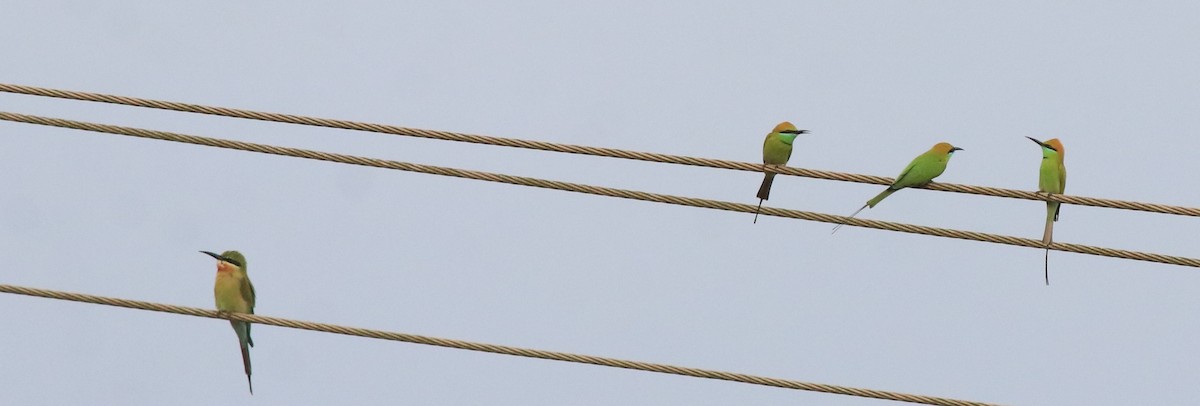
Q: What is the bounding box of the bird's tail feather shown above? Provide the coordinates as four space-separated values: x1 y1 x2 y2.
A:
1044 248 1050 286
232 321 254 394
832 188 895 234
753 199 764 224
1042 201 1058 286
1042 202 1057 245
865 188 897 208
831 205 868 234
240 342 253 394
756 173 775 200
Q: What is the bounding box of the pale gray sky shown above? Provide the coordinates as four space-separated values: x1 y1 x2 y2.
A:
2 2 1199 405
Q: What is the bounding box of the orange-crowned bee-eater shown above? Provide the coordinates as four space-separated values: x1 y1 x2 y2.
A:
1027 136 1066 285
833 142 963 233
754 121 809 223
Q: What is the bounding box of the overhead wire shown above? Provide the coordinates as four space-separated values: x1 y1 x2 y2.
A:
1 110 1197 268
0 85 1192 404
0 283 997 406
0 82 1196 217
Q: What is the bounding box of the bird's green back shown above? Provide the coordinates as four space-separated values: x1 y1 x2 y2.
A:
892 150 952 189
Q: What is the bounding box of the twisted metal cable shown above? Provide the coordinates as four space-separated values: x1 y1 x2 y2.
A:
1 82 1196 217
0 283 997 406
2 111 1196 269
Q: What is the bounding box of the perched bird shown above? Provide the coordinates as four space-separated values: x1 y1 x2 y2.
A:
1027 136 1066 285
754 121 810 223
202 250 257 394
833 142 963 233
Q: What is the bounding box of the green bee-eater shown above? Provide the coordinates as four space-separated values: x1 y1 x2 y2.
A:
833 142 963 233
1027 137 1066 285
754 121 810 223
202 250 257 394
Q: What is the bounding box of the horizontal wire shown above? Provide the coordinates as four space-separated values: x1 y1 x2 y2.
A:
2 110 1197 268
0 82 1196 217
0 283 997 406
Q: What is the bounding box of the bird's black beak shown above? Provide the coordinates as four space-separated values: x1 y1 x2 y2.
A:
200 250 222 261
950 146 964 152
781 129 809 135
1025 136 1054 151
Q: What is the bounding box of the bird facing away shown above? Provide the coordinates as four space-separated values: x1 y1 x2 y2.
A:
754 121 810 223
832 142 963 233
202 250 257 394
1027 136 1067 285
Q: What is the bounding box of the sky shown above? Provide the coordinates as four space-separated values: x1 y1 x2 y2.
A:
2 1 1199 405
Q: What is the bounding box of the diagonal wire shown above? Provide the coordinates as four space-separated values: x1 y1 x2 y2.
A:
1 110 1197 268
0 283 998 406
0 82 1196 217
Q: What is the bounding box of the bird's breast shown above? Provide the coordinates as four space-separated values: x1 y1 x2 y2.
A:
214 273 242 294
214 274 249 312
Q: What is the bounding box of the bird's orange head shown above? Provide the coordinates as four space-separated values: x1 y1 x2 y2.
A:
1045 138 1064 159
1026 136 1065 160
771 121 809 135
930 142 964 154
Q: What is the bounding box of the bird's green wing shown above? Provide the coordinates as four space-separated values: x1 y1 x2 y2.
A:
895 153 947 188
762 134 793 165
241 279 256 346
241 279 256 313
890 158 921 188
1058 164 1067 192
1056 164 1067 220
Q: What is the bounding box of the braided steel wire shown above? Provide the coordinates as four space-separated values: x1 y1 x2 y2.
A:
1 111 1196 268
0 283 998 406
0 83 1195 217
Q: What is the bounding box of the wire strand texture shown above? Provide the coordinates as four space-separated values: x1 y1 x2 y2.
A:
0 283 996 406
0 82 1196 217
2 111 1197 269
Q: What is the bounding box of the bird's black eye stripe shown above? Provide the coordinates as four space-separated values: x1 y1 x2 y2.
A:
223 257 242 267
